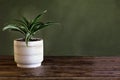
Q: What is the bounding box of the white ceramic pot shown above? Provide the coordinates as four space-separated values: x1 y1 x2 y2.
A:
14 39 43 68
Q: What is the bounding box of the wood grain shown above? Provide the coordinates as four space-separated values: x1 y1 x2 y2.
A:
0 56 120 80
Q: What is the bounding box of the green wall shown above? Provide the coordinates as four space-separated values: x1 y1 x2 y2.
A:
0 0 120 56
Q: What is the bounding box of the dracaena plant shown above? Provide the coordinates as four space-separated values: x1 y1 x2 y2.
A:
3 10 55 46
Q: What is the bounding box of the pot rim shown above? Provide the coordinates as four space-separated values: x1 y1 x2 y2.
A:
14 38 43 46
14 38 43 42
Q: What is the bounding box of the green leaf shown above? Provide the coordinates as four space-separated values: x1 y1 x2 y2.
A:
22 16 29 26
29 10 47 32
14 19 26 26
3 25 25 35
31 22 57 35
46 21 59 25
30 22 44 32
32 10 47 24
14 19 30 33
25 32 31 46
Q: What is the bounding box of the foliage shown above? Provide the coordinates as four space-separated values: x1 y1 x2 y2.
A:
3 10 56 46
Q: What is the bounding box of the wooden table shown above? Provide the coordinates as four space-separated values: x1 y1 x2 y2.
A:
1 56 120 80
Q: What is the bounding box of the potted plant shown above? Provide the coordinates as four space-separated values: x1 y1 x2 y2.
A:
3 10 56 68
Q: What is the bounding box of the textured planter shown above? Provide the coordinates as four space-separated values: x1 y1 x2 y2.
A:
14 39 43 68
